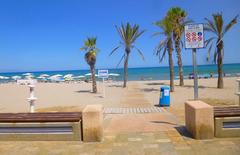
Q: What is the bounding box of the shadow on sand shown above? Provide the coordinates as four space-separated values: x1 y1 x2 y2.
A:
141 88 159 92
75 90 92 93
176 84 216 89
145 82 166 86
107 85 123 88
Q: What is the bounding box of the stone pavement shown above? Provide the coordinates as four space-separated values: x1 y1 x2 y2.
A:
103 107 164 114
0 111 240 155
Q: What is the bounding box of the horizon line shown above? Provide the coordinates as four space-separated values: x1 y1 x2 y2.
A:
0 62 239 74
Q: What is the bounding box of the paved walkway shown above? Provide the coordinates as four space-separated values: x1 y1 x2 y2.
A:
104 107 164 114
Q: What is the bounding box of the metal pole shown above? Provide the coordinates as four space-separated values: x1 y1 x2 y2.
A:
102 78 105 98
192 48 198 100
237 79 240 106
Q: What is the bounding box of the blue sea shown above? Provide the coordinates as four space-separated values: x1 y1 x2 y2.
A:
0 63 239 82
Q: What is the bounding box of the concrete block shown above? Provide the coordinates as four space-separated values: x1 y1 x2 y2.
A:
185 100 214 139
82 105 103 142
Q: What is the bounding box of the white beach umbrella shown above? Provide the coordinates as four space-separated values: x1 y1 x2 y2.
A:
109 73 120 76
85 73 98 76
64 74 73 78
74 75 85 79
25 75 34 79
40 74 49 77
37 76 46 79
22 73 33 76
49 76 59 80
12 76 21 80
84 73 91 76
52 74 62 77
0 76 9 80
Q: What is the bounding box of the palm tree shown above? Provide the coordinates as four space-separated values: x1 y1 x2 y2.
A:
167 7 190 86
110 22 145 87
205 13 238 88
80 37 99 93
153 18 175 92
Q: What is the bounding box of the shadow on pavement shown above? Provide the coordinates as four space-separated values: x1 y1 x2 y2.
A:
175 126 193 139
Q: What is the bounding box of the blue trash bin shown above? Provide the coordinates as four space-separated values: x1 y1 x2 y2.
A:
159 86 170 106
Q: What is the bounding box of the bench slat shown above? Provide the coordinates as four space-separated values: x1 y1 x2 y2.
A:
214 106 240 117
0 112 82 123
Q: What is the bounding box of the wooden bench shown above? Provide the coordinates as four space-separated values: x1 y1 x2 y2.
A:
214 106 240 137
0 112 82 141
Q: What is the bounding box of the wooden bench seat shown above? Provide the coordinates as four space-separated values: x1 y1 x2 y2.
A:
0 112 82 141
213 106 240 137
0 112 82 122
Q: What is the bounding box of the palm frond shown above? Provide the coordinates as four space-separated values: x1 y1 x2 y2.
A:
222 14 238 36
116 54 126 68
155 39 168 55
115 25 125 44
204 17 218 34
151 32 165 37
131 29 145 43
111 23 144 66
206 43 213 61
133 46 145 61
213 13 223 34
160 44 168 62
205 37 216 47
109 45 121 56
154 39 168 63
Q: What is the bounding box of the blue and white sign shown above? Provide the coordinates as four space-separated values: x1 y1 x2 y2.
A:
98 70 109 78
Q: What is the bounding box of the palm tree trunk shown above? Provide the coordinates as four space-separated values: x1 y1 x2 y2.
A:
168 39 174 92
175 37 184 86
123 49 130 88
90 65 97 93
217 41 224 89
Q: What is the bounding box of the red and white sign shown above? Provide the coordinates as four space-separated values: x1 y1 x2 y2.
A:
184 24 204 49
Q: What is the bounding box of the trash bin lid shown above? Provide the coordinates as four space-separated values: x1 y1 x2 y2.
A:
161 85 170 90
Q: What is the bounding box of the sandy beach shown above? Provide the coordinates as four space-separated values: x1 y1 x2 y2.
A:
0 77 238 113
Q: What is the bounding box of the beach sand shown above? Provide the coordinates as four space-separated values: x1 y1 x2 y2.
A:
0 77 238 113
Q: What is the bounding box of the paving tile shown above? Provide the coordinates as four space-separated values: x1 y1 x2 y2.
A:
154 132 169 139
143 144 159 149
156 139 171 143
128 137 142 142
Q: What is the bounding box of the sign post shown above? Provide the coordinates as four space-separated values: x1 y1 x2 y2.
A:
98 70 109 98
192 48 198 99
184 24 204 100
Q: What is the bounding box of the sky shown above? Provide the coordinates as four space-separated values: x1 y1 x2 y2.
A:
0 0 239 72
